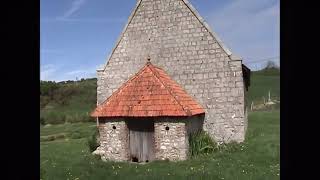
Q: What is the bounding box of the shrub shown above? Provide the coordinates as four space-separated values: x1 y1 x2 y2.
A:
88 129 100 152
64 114 91 124
40 135 55 142
40 133 65 142
81 114 93 122
188 130 218 157
70 131 82 139
218 141 241 152
45 112 66 124
65 115 73 123
54 133 66 140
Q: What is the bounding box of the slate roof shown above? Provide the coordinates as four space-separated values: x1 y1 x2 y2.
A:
91 62 205 117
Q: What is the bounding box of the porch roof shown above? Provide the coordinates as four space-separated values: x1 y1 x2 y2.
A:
91 62 205 118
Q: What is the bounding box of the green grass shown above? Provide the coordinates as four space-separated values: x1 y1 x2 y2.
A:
40 68 280 179
40 78 96 124
40 122 96 141
40 110 280 180
247 69 280 105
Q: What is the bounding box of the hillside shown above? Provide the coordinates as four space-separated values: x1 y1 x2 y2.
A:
247 67 280 105
40 78 97 124
40 68 280 124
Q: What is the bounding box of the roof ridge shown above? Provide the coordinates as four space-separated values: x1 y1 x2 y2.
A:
147 64 190 116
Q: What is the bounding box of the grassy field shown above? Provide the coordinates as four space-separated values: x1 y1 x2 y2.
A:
40 78 96 124
247 68 280 105
40 67 280 179
40 110 279 180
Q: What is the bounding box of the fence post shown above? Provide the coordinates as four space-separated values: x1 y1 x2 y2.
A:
251 101 254 111
268 90 271 102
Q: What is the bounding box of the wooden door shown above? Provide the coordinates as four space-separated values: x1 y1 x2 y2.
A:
128 119 154 162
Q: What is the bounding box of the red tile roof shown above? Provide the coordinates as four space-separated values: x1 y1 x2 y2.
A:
91 62 205 117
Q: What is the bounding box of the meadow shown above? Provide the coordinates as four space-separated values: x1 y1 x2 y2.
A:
40 67 280 180
40 110 279 180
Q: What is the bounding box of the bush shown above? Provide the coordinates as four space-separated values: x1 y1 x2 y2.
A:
70 131 82 139
40 133 66 142
54 133 66 140
44 112 66 124
188 130 218 157
64 115 73 123
218 141 241 153
88 129 99 152
64 114 91 124
82 114 93 122
40 135 55 142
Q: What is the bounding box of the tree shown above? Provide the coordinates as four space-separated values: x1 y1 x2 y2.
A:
265 61 278 69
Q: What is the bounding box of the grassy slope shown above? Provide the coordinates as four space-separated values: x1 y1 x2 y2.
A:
40 79 96 124
40 111 279 180
40 122 96 138
247 68 280 104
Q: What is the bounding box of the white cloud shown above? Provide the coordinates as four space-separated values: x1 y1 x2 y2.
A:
40 64 97 82
60 0 87 19
206 0 279 67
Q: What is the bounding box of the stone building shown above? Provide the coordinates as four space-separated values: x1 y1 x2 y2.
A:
91 0 250 162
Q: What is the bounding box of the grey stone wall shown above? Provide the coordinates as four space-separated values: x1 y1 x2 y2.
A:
94 119 129 161
97 0 247 143
154 118 188 161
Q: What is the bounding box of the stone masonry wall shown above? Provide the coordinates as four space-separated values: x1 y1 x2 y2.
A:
97 0 247 143
95 119 129 161
154 118 188 161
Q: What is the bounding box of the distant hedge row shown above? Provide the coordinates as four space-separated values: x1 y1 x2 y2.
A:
40 112 94 125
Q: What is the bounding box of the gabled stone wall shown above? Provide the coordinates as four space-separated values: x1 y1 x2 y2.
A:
97 0 247 143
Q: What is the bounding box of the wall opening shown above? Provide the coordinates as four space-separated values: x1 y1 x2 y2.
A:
132 156 139 162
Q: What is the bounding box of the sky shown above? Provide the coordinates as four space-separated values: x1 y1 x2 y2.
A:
41 0 279 82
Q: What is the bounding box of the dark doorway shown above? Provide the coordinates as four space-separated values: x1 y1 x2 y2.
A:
127 118 155 163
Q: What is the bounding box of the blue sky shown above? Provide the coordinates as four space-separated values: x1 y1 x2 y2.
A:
41 0 279 82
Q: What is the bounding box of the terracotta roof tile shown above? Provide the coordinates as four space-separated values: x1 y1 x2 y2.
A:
91 62 205 117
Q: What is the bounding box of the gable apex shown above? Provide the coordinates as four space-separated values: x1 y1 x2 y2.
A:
98 0 234 72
